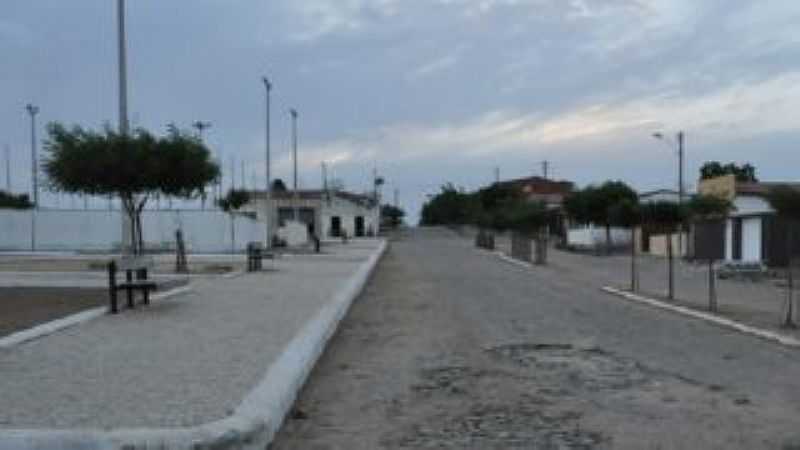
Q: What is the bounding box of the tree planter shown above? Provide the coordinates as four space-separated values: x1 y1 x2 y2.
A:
511 231 532 263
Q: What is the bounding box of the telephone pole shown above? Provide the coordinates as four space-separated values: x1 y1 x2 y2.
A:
494 167 500 184
262 76 272 248
25 104 39 207
541 160 549 180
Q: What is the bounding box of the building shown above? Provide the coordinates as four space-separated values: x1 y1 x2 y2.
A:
697 175 800 266
495 176 575 239
245 189 379 241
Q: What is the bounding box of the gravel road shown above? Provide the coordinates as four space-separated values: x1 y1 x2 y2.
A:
272 228 800 450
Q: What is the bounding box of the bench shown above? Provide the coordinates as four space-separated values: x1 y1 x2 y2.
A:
108 256 158 314
247 243 276 272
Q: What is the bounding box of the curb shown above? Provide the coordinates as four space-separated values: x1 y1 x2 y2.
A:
601 286 800 349
0 285 193 350
0 240 388 450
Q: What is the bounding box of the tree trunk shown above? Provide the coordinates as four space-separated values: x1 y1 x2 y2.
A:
230 214 236 255
785 227 796 328
605 225 612 255
630 228 638 292
667 231 674 300
708 259 717 312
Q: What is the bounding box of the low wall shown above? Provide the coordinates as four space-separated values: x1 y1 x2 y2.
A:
567 225 631 248
0 209 265 253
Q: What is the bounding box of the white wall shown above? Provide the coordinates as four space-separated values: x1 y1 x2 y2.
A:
320 197 378 238
0 209 265 253
567 225 631 248
732 196 772 217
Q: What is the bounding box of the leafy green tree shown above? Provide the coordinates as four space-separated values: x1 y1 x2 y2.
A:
700 161 758 182
218 189 251 254
507 201 551 264
272 179 288 192
0 191 34 209
766 186 800 327
641 201 686 300
565 181 637 253
419 184 477 226
381 204 406 228
44 123 220 254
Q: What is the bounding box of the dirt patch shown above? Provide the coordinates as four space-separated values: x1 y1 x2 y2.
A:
0 287 107 337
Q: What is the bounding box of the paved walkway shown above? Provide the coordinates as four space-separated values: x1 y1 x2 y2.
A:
0 240 382 430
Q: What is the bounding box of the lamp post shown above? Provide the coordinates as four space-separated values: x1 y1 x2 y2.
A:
25 104 39 252
290 108 299 222
263 77 272 248
653 131 686 254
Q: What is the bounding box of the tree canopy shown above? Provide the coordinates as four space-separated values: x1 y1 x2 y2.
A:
381 204 406 227
700 161 758 182
218 189 250 213
766 186 800 220
419 184 477 226
44 123 220 253
0 191 33 210
686 194 734 220
564 181 638 227
272 179 288 192
640 200 686 232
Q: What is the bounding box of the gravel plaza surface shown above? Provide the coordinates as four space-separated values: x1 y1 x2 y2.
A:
0 239 383 430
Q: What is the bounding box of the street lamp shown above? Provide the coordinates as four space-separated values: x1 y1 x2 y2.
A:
192 121 212 209
290 108 299 222
652 130 686 253
263 77 272 248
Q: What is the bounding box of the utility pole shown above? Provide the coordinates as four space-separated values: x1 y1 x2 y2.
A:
241 160 246 190
4 144 10 192
495 167 500 184
290 108 299 222
25 104 39 207
394 189 399 209
192 121 212 208
262 77 272 248
117 0 129 135
322 161 329 201
542 160 549 180
678 131 685 256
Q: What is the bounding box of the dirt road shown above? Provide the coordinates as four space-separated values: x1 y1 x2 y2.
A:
271 228 800 449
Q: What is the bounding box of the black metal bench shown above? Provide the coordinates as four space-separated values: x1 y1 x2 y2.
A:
108 256 158 314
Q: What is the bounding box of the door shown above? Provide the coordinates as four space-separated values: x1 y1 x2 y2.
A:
330 217 342 237
732 218 743 261
355 216 365 237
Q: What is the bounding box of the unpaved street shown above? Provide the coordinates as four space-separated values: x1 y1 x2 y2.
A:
272 228 800 449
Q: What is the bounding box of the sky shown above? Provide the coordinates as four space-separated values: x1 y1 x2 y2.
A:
3 0 800 223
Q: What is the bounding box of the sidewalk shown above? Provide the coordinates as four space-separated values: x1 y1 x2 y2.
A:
488 232 799 339
0 240 384 434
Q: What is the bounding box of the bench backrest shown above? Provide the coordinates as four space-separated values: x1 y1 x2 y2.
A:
113 256 156 271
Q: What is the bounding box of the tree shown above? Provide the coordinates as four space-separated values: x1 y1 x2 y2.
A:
686 194 734 312
44 123 219 255
218 189 251 254
381 204 405 228
766 186 800 327
564 181 638 253
641 201 686 300
700 161 758 182
609 199 642 292
272 179 288 192
0 191 33 209
419 184 477 226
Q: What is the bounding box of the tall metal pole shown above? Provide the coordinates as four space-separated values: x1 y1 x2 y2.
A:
117 0 129 135
678 131 685 256
4 144 10 192
26 104 39 207
290 109 299 221
263 77 272 247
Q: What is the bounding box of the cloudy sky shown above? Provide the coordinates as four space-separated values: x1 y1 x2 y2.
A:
3 0 800 221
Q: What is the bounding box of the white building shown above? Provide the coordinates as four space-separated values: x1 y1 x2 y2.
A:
245 190 380 242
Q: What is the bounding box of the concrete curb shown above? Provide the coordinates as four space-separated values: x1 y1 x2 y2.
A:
0 240 388 450
0 285 194 350
602 286 800 349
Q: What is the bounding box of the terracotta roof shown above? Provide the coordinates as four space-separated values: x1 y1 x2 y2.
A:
494 176 574 195
736 182 800 197
247 189 376 207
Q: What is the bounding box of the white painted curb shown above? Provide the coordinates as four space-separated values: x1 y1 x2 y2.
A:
0 284 193 350
0 240 388 450
602 286 800 349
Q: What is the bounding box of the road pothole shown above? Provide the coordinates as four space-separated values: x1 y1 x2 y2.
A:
486 343 649 392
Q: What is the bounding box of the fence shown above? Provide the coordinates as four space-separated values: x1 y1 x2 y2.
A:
0 209 265 253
